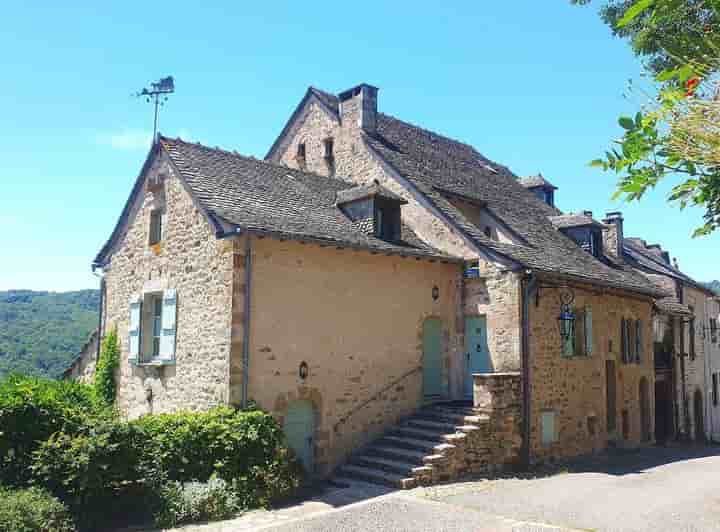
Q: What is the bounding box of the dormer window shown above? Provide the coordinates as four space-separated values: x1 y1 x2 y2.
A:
550 213 605 259
375 203 401 241
323 138 334 160
336 180 407 242
149 209 163 246
519 174 557 208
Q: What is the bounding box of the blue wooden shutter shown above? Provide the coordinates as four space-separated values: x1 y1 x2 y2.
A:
129 295 142 360
585 306 593 356
159 289 177 361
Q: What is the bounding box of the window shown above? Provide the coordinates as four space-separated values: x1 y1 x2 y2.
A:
375 204 401 241
711 318 718 344
541 411 558 445
689 311 696 360
323 138 334 160
713 374 718 407
149 210 163 246
296 142 306 160
620 318 641 364
128 289 177 364
562 306 592 357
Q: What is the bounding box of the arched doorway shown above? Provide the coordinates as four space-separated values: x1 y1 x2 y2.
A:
694 389 705 443
284 400 315 474
422 317 443 400
639 377 651 442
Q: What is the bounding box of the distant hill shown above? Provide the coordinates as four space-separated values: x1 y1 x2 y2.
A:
0 289 100 379
704 280 720 295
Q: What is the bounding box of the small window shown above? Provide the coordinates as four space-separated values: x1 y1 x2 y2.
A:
483 226 493 238
375 205 401 241
296 142 306 160
323 138 334 160
713 374 718 407
150 296 163 359
689 312 696 360
711 318 718 344
149 210 163 245
541 411 558 445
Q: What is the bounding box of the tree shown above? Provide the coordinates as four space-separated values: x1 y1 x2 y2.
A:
575 0 720 236
95 329 119 406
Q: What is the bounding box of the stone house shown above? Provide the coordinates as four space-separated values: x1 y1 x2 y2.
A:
265 84 662 464
62 329 99 383
86 83 665 487
622 238 720 442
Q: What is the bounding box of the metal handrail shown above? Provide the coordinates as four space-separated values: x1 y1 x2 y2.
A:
333 365 423 433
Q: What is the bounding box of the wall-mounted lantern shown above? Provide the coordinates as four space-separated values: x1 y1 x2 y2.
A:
556 288 576 343
299 361 309 380
432 285 439 301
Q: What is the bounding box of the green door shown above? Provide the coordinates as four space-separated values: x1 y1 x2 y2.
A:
423 317 443 399
284 401 315 474
464 316 490 397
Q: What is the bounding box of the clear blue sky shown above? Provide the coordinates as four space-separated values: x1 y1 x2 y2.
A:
1 1 717 292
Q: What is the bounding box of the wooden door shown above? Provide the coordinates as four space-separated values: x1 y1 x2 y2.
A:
464 316 491 397
284 401 315 474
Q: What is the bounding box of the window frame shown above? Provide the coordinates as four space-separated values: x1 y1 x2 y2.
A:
323 138 334 160
149 209 163 246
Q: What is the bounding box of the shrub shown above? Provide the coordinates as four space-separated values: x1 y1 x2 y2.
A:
152 478 244 528
94 329 119 406
30 419 150 531
0 486 76 532
132 407 302 506
0 375 109 486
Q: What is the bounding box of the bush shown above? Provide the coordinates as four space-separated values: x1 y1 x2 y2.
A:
94 329 118 406
0 486 76 532
0 375 109 486
30 418 150 531
132 407 302 506
152 478 244 528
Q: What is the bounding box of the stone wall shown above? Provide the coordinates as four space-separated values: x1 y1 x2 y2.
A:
529 278 655 462
682 284 711 440
101 152 234 419
63 329 99 384
230 237 460 476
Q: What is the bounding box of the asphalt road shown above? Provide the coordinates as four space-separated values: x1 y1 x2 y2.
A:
260 445 720 532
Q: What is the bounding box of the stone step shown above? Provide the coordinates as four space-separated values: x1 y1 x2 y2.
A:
370 445 429 463
337 464 412 488
414 410 471 425
403 418 458 433
391 426 449 442
351 455 420 476
379 435 438 453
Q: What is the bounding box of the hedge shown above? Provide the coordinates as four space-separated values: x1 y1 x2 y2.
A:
0 486 76 532
0 374 110 487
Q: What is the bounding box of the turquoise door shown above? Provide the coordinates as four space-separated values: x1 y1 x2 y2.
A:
464 316 490 397
423 317 443 399
284 401 315 474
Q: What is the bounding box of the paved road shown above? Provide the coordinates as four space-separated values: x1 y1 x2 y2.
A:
169 445 720 532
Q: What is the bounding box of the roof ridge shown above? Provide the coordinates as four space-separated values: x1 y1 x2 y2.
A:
160 135 354 188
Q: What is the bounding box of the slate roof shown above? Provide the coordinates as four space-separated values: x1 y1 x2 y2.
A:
655 297 692 316
336 181 407 205
360 113 661 296
519 174 557 190
94 137 458 267
266 86 664 296
549 213 605 230
623 238 713 296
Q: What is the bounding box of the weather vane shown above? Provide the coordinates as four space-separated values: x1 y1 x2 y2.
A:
135 76 175 143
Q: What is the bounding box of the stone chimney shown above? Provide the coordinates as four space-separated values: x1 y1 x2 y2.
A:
338 84 378 134
602 211 624 261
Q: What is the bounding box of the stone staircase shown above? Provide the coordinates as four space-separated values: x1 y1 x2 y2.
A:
334 402 491 489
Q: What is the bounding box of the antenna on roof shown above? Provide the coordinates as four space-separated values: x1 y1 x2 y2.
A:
135 76 175 144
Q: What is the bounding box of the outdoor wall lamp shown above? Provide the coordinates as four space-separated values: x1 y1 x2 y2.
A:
299 361 309 380
558 303 576 343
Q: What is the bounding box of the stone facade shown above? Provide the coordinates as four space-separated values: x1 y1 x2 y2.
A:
707 297 720 442
229 237 460 475
528 278 655 462
62 329 99 383
100 152 235 419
